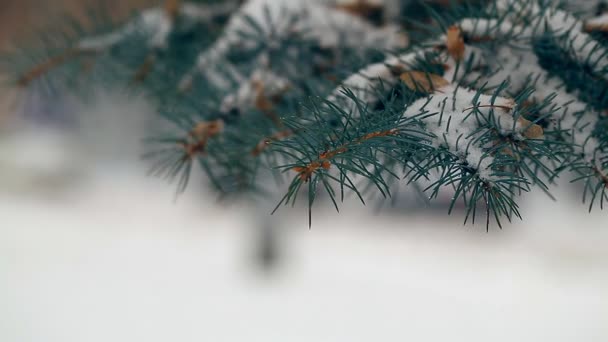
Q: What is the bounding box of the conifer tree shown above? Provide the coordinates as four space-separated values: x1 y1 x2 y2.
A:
4 0 608 228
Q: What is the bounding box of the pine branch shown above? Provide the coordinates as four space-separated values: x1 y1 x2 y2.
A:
7 0 608 228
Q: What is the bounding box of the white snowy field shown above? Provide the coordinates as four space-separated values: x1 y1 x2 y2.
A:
1 126 607 342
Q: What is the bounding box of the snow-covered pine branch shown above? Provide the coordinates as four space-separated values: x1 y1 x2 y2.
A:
276 0 606 224
178 0 408 90
7 0 608 227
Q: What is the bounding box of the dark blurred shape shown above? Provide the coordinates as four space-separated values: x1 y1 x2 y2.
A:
254 218 282 274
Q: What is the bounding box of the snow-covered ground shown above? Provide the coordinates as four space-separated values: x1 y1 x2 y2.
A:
1 125 607 342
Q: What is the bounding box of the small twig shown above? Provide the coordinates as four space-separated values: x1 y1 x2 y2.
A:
17 48 95 87
293 129 398 182
131 53 156 84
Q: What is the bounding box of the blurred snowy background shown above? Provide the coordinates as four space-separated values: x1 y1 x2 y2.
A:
1 1 607 341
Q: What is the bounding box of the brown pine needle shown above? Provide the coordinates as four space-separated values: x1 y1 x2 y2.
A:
293 129 397 182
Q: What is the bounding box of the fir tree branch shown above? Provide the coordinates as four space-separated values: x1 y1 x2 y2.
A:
178 0 408 90
16 48 96 87
8 0 608 227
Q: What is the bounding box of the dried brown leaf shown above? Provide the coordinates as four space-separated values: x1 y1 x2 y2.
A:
446 26 465 61
517 117 543 139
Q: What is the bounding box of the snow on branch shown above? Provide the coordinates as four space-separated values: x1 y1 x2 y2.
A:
496 0 608 78
79 0 241 51
325 50 426 117
179 0 408 90
448 12 606 170
401 73 542 181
